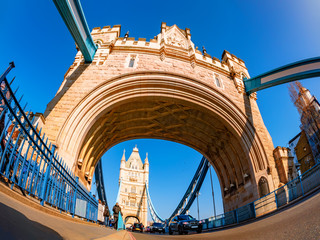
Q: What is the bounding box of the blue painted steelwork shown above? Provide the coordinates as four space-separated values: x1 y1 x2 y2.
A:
145 182 165 223
244 57 320 94
201 158 320 230
94 159 108 208
168 157 210 221
52 0 97 62
0 62 98 222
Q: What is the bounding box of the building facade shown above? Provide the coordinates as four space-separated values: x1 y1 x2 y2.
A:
118 146 149 226
289 83 320 173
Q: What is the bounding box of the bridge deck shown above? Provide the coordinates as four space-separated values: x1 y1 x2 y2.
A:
0 182 116 240
132 189 320 239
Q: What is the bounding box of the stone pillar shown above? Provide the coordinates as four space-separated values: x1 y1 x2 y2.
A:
273 147 298 185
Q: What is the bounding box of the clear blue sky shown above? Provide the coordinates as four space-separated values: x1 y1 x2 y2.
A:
1 1 320 220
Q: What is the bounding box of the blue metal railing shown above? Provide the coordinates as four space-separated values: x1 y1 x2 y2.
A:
146 182 165 223
0 62 98 221
201 161 320 230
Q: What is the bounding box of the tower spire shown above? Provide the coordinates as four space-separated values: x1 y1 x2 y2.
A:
145 152 149 164
121 149 126 162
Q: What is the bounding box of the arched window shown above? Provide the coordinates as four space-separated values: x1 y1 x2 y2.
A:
129 57 135 67
215 74 222 88
258 177 270 198
131 186 136 193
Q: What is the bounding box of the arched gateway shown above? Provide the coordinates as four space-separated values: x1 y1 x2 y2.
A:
42 23 281 212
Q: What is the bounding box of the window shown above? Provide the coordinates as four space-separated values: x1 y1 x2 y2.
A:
125 188 127 193
129 58 135 67
215 74 222 88
258 177 270 198
131 186 136 193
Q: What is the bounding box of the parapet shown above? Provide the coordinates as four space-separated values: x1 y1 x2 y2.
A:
73 23 249 76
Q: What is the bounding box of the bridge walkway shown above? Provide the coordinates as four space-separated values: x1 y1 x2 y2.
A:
0 181 130 240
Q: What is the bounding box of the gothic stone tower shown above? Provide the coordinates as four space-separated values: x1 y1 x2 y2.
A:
118 146 149 226
42 22 280 212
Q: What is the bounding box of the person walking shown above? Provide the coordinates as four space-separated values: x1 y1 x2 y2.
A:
103 203 110 227
112 202 122 230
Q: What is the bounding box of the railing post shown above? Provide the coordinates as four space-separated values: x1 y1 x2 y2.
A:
252 201 257 218
40 145 56 206
299 175 305 196
0 62 15 82
86 201 91 222
72 176 79 217
235 209 238 224
274 192 278 209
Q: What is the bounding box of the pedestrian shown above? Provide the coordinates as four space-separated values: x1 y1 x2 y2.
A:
103 203 110 227
112 202 122 230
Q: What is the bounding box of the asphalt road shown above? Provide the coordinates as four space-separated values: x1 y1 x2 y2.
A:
0 190 115 240
1 186 320 240
132 190 320 240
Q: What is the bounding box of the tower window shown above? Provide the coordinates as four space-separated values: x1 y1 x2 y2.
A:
129 58 135 67
215 75 222 88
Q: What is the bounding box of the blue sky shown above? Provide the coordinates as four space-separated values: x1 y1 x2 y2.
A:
1 1 320 220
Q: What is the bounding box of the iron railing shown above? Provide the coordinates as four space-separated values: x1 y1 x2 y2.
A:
201 161 320 230
0 62 98 221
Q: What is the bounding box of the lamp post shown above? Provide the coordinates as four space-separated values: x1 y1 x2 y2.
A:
209 166 217 219
196 192 200 220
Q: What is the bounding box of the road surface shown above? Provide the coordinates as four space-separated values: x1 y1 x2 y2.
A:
132 190 320 240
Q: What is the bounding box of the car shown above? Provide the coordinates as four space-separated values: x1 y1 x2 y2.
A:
168 214 202 235
150 222 165 234
132 223 144 233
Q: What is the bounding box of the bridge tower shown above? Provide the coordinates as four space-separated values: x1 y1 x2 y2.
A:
118 146 149 227
42 22 282 212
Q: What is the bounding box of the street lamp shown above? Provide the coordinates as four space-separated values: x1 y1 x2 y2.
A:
209 166 217 219
196 192 200 220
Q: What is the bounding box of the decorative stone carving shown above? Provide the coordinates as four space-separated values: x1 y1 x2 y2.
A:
166 32 186 48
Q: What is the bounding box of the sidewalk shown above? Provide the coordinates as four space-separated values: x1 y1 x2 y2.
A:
94 230 135 240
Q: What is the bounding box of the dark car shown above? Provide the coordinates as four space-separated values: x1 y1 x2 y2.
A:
132 223 144 232
168 214 202 235
150 222 165 234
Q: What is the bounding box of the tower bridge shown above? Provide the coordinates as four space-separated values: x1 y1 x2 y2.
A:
42 22 278 212
117 147 149 227
1 1 320 239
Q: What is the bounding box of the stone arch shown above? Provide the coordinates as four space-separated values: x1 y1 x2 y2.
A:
258 176 270 198
125 215 140 224
53 71 275 211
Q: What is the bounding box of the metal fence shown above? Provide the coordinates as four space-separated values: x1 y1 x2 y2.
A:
0 62 98 221
202 161 320 230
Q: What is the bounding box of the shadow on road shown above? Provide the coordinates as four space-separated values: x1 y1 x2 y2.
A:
0 202 63 240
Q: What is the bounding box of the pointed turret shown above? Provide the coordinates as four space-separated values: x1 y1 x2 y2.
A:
126 146 144 169
119 149 126 180
144 152 149 173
